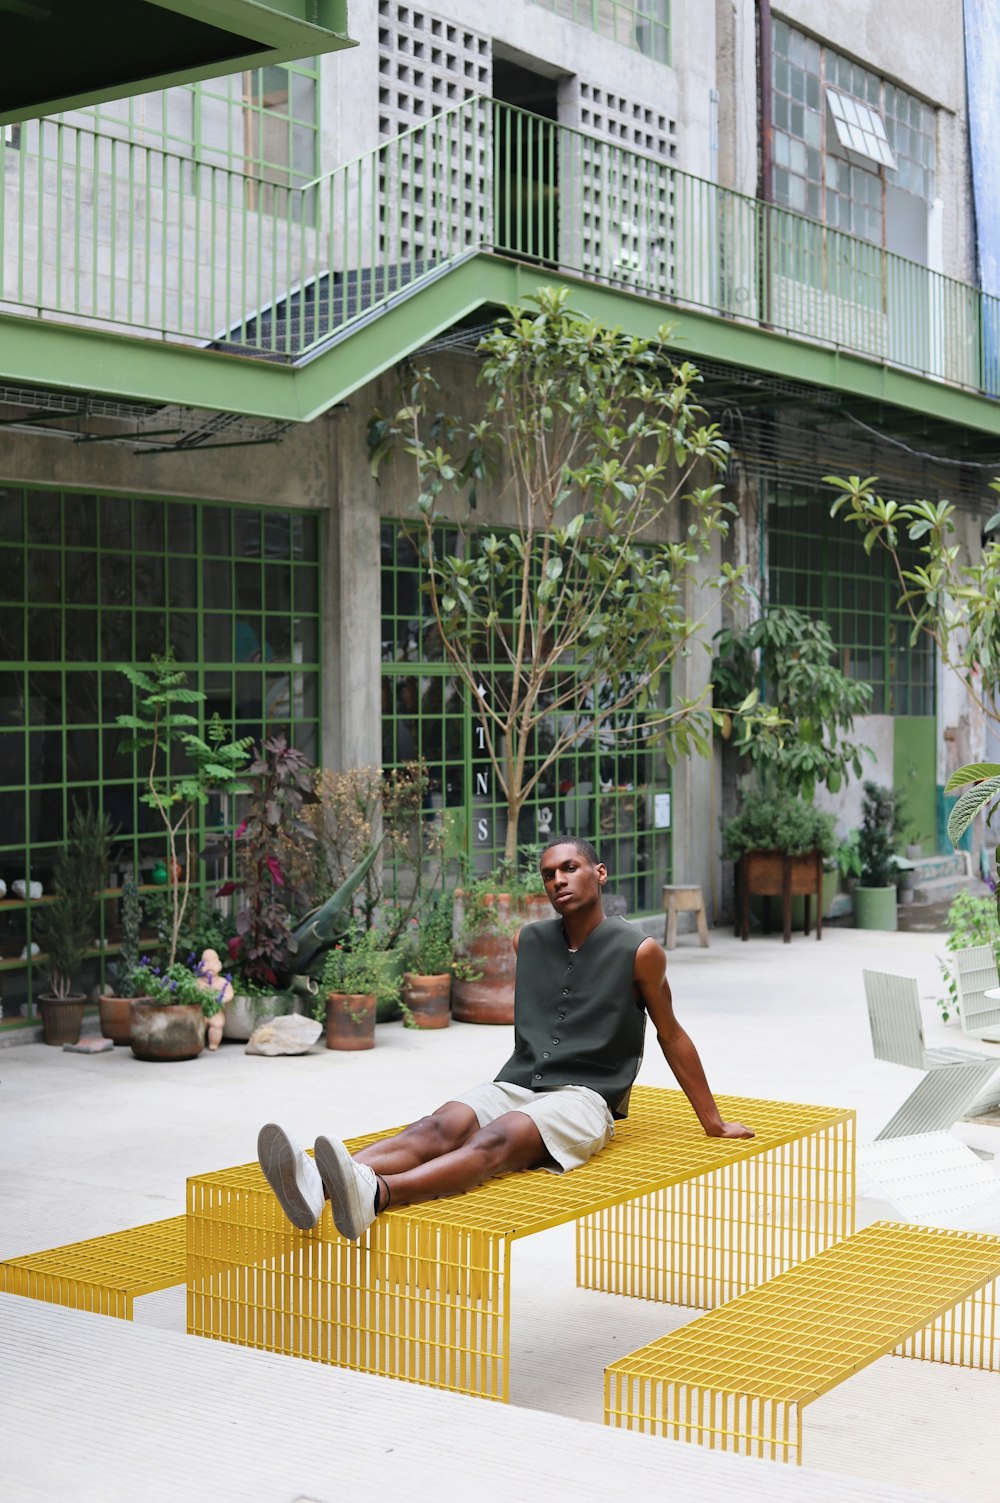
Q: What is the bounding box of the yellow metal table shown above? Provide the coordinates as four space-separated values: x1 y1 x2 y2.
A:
605 1220 1000 1465
187 1087 854 1401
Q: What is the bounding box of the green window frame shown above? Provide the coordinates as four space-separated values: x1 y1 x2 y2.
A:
767 483 935 717
0 486 322 1018
380 521 671 914
771 17 936 244
530 1 671 67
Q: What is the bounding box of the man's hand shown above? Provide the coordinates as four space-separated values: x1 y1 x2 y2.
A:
705 1120 754 1139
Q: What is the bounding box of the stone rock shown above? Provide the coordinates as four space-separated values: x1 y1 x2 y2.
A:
246 1014 323 1056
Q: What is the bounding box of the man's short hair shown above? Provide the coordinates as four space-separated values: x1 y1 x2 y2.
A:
540 836 602 867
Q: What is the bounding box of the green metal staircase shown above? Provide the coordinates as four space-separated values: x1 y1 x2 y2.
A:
3 97 1000 434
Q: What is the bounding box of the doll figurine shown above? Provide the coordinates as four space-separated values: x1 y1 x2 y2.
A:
197 948 235 1050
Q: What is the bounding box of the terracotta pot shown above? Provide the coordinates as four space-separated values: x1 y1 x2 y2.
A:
324 992 376 1051
37 993 86 1046
450 890 552 1025
98 992 152 1045
402 972 451 1029
129 1002 206 1061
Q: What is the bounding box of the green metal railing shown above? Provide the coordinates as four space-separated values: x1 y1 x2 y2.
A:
2 98 998 395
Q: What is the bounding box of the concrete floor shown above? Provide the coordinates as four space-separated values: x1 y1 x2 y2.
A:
4 919 1000 1500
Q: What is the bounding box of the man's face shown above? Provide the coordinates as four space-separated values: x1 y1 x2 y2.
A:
540 844 607 916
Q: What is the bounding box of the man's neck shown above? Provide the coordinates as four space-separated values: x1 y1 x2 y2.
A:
562 906 606 950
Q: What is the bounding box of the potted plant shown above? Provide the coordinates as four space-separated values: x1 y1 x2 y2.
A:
215 733 315 1038
402 895 455 1029
721 790 836 942
116 653 251 972
854 781 904 931
35 807 114 1046
451 862 552 1024
314 927 398 1050
128 953 230 1061
98 878 152 1044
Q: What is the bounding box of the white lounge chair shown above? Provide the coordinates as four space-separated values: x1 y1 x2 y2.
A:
859 1131 1000 1228
863 968 1000 1128
953 943 1000 1042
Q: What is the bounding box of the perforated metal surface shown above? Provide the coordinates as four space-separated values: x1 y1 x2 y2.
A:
0 1215 187 1320
187 1088 854 1402
605 1221 1000 1465
954 945 1000 1038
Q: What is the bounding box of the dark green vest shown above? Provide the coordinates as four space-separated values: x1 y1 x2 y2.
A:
495 915 646 1118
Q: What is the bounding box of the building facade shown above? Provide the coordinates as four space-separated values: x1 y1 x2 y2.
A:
1 0 995 1020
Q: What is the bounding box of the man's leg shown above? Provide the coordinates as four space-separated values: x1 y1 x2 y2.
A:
314 1111 547 1238
353 1101 481 1176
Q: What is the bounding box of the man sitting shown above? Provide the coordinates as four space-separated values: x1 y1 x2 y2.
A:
258 838 752 1239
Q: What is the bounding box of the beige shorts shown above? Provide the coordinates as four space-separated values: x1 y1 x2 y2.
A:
450 1081 614 1173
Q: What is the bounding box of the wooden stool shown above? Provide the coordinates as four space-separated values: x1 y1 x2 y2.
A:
661 885 709 950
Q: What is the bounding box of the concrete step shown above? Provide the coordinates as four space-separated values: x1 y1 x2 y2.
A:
910 873 983 906
911 853 968 884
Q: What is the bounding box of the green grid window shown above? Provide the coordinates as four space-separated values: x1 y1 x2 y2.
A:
767 484 935 716
196 60 319 191
772 18 936 245
530 1 670 66
380 522 670 913
0 486 321 1015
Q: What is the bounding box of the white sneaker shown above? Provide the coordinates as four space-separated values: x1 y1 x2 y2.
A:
257 1123 326 1231
314 1135 379 1241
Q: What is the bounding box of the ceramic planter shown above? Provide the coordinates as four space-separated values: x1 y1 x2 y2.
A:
451 891 552 1024
853 885 898 932
129 1002 206 1061
222 992 293 1042
402 972 451 1029
98 992 153 1044
37 993 86 1046
324 992 376 1050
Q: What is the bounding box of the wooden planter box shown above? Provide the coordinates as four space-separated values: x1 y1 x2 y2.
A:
735 849 824 944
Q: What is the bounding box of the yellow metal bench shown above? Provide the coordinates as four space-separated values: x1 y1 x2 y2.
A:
605 1220 1000 1466
187 1087 854 1402
0 1215 187 1320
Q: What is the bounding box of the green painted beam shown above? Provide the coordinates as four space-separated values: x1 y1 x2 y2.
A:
4 253 1000 451
0 0 355 128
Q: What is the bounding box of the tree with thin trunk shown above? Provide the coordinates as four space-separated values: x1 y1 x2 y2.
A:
369 289 757 866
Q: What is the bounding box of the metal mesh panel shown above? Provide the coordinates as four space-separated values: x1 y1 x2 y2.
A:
605 1221 1000 1465
0 1215 187 1320
954 943 1000 1036
187 1088 854 1402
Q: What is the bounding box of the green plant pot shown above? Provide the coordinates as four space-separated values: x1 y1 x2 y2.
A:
853 885 898 931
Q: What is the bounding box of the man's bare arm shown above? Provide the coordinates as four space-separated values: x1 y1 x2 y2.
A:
634 937 753 1139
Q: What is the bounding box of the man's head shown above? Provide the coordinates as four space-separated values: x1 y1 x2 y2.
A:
539 838 608 918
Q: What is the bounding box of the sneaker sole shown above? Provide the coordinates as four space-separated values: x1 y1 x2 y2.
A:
257 1123 320 1230
314 1135 371 1241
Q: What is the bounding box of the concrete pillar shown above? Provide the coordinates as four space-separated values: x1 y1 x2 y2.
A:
324 404 383 773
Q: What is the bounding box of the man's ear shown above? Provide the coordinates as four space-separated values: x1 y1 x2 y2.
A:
596 863 608 886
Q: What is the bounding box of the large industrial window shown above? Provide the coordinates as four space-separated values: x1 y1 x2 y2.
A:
380 521 671 913
0 487 321 1015
771 19 935 247
530 1 671 67
767 484 935 717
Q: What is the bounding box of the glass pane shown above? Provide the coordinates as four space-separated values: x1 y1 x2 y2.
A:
0 488 23 543
63 493 98 548
203 558 232 610
0 605 24 660
64 611 98 663
28 607 61 659
28 492 60 545
134 498 165 552
100 494 131 548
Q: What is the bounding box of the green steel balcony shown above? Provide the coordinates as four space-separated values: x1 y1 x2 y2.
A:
0 1 356 127
1 96 997 424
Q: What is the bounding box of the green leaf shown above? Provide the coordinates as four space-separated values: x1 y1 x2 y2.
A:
944 762 1000 794
947 776 1000 845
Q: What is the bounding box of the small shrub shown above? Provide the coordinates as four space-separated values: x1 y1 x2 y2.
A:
721 792 836 862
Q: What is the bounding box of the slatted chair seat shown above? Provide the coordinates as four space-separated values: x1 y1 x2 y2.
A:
862 968 1000 1128
953 944 1000 1042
